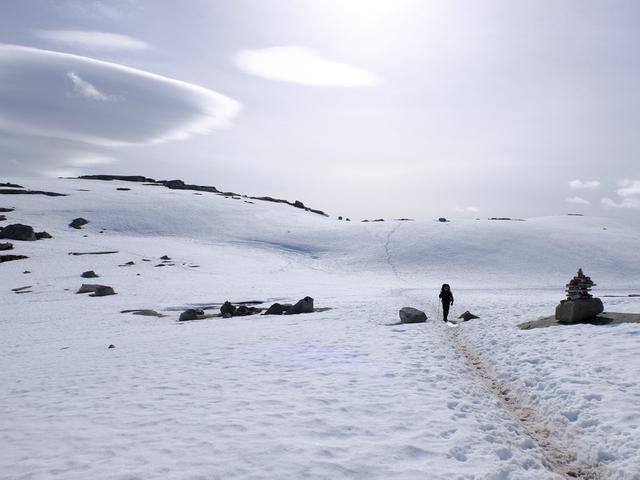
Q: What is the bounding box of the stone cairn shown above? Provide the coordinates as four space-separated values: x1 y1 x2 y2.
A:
555 268 604 323
565 268 595 300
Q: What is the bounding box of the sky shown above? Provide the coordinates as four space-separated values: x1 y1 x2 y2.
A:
1 0 639 220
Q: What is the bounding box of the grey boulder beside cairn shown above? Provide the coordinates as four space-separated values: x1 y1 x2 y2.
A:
555 268 604 323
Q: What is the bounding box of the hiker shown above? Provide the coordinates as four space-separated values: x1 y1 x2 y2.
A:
439 284 454 322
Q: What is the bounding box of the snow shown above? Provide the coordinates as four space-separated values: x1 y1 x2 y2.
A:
1 177 639 479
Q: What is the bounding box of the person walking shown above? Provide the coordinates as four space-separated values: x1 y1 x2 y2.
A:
439 284 454 322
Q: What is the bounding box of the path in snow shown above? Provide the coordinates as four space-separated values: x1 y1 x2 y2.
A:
384 221 606 479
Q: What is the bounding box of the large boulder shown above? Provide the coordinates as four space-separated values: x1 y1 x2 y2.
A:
0 224 36 241
285 296 314 315
399 307 427 324
555 298 604 324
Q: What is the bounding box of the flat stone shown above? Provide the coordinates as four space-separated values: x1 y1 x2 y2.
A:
519 312 640 330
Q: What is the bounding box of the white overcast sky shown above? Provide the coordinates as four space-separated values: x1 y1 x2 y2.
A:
1 0 639 219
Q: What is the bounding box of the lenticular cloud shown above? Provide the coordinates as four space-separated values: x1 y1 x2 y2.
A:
0 44 241 172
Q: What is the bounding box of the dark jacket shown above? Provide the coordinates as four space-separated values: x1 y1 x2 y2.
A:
439 290 454 305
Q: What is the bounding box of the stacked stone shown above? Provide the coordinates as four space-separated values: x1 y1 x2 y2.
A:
565 268 595 300
556 268 604 323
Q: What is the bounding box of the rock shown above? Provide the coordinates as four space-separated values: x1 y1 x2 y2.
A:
0 254 28 262
338 216 343 220
79 175 155 183
220 301 236 316
0 215 6 221
69 217 89 229
179 309 204 321
119 261 135 266
69 250 118 256
555 298 604 324
35 231 52 239
264 302 292 315
81 270 99 278
293 200 305 208
0 208 15 212
0 242 13 251
285 296 314 315
0 182 23 188
234 305 261 316
121 309 167 318
0 189 66 197
438 217 448 222
91 286 116 297
0 224 36 241
108 344 116 349
160 255 171 260
458 311 479 321
399 307 427 324
77 283 107 294
116 188 131 191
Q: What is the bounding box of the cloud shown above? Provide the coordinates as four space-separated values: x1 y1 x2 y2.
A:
234 46 379 87
67 72 119 101
601 179 640 209
569 179 600 190
0 44 241 174
565 196 591 205
35 30 151 51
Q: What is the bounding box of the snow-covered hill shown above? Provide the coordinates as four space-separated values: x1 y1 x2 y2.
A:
2 177 639 480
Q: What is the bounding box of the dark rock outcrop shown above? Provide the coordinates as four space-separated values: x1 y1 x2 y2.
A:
69 218 89 229
35 231 52 239
399 307 427 324
0 254 28 263
438 217 448 223
81 270 99 278
0 242 13 251
0 182 23 188
0 208 14 212
79 175 155 182
0 189 66 196
0 224 36 241
285 296 314 315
